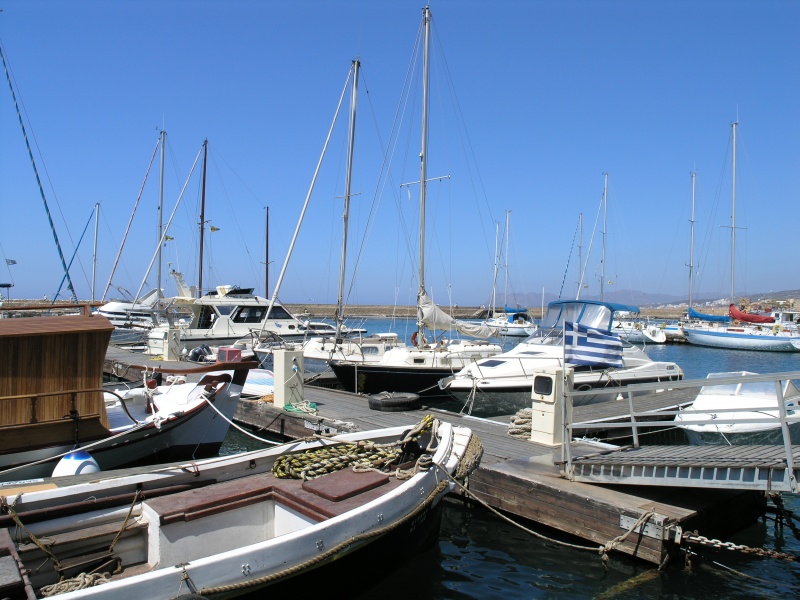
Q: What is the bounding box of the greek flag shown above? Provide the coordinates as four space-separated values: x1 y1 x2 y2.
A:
564 321 623 368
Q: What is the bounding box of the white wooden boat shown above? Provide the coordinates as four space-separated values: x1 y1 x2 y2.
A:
0 415 482 599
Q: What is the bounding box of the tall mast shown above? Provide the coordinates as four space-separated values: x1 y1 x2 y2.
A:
688 170 696 309
92 202 100 302
576 212 583 299
600 172 608 301
730 121 737 305
264 206 269 298
503 210 510 308
157 129 166 300
198 139 208 298
336 59 359 336
417 5 431 339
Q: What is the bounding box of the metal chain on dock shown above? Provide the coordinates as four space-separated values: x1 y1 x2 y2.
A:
680 530 797 561
272 414 436 480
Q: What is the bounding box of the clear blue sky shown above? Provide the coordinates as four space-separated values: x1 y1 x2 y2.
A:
1 0 798 307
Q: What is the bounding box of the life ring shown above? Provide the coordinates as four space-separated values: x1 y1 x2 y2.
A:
411 332 419 347
773 324 781 334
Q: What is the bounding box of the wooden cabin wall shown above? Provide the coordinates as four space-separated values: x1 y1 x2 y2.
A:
0 317 112 429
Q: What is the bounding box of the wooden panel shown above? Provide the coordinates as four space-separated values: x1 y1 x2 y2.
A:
0 313 112 429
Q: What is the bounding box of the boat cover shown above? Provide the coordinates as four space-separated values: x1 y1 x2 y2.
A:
688 307 730 323
729 303 775 324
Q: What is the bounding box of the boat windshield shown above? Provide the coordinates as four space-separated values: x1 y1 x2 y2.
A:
538 302 615 330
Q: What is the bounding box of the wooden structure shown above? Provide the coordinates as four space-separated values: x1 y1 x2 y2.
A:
0 306 114 455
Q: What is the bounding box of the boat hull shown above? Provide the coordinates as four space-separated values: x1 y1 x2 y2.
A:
682 328 800 352
330 361 457 399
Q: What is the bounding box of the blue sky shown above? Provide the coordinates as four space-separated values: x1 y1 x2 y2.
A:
1 0 798 307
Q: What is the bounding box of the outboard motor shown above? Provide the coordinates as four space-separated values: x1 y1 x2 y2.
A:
188 344 212 363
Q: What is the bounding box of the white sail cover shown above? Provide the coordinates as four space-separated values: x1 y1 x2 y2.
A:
418 290 498 338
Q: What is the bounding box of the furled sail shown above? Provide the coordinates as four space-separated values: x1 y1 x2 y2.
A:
418 290 498 338
687 306 730 323
729 303 775 324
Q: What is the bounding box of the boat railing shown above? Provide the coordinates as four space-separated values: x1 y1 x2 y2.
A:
562 370 800 489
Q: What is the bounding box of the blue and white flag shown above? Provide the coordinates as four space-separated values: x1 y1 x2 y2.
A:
564 321 623 368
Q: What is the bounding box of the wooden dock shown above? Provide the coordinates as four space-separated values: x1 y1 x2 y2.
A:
102 347 769 566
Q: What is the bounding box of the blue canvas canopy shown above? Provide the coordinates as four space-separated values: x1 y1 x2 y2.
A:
688 306 730 323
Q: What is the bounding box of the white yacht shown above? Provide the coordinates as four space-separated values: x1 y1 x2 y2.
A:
146 272 306 358
439 299 683 414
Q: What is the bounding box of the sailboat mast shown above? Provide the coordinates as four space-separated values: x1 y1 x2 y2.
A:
417 6 431 338
265 206 269 298
730 121 737 305
92 202 100 302
576 212 583 299
504 210 510 308
157 129 166 300
336 59 359 336
198 139 208 298
601 173 608 301
688 170 696 309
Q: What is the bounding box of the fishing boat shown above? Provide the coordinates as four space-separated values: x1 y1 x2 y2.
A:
674 371 800 444
329 7 501 397
439 299 684 415
0 414 482 599
0 304 256 483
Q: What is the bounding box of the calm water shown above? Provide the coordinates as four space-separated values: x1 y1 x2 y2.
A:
221 317 800 599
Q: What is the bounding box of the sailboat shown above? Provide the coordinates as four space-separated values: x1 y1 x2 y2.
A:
681 122 800 352
482 211 537 338
249 59 409 373
329 7 501 398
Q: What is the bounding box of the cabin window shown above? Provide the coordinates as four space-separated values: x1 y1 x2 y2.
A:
478 359 505 368
265 305 293 320
232 307 266 324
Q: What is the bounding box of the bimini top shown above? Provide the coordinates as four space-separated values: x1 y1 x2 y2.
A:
542 299 641 332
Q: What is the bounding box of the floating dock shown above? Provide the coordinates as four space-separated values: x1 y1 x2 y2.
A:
103 347 778 566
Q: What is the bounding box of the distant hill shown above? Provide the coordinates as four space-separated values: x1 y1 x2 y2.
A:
505 289 800 309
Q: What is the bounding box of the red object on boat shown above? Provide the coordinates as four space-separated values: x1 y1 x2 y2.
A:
729 303 775 324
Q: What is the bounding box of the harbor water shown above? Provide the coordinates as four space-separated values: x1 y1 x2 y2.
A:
221 317 800 599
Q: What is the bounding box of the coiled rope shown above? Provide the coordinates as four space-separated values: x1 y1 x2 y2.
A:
272 414 436 480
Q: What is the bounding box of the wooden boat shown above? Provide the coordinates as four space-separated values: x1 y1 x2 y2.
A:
0 415 482 599
0 305 256 482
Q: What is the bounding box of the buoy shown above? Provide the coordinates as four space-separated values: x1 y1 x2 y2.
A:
52 450 101 477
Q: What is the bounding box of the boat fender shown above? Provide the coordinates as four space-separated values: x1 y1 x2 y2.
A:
52 450 100 477
367 391 422 412
773 324 781 334
411 332 419 347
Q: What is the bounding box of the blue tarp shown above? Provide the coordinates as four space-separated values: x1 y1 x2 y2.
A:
688 306 730 323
